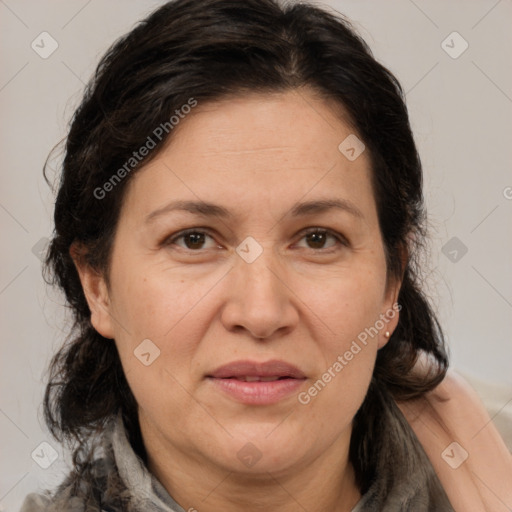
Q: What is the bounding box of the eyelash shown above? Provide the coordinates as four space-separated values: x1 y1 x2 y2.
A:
163 227 349 253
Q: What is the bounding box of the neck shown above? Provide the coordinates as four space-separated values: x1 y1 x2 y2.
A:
141 421 361 512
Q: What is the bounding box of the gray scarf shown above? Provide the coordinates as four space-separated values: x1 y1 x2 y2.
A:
20 384 454 511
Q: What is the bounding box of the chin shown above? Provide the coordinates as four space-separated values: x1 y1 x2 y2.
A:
211 430 306 474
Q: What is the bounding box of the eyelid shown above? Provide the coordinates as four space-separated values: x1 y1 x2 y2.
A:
298 227 348 243
294 227 349 250
164 227 220 248
163 226 349 252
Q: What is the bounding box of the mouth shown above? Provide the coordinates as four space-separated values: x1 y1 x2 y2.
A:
206 360 307 405
221 376 292 382
207 359 306 379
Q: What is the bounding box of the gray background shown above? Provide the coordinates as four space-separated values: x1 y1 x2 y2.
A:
1 0 511 510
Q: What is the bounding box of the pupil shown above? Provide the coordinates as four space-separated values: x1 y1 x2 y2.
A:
186 232 205 249
308 232 325 249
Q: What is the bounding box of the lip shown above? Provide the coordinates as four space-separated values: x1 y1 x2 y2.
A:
208 359 306 379
206 359 306 405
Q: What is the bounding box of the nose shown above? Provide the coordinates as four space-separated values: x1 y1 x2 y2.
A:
220 248 299 340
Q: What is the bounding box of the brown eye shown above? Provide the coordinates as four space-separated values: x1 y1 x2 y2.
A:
167 229 217 250
296 228 347 251
305 231 329 249
182 232 207 249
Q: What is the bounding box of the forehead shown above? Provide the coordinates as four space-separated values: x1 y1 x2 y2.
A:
169 89 360 162
121 89 376 223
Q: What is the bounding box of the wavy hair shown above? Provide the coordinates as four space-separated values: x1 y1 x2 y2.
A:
43 0 448 494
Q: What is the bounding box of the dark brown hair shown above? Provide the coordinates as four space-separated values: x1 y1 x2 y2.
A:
43 0 448 493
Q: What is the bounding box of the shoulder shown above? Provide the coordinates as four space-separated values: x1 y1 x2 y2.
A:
19 493 51 512
19 488 113 512
397 366 512 512
397 365 508 447
398 367 489 426
18 457 113 512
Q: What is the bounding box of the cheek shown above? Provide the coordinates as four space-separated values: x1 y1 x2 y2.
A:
297 262 387 344
298 299 380 432
109 255 219 341
108 263 217 407
294 260 386 406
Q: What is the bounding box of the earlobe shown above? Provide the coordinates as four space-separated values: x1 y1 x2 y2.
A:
378 326 394 349
70 243 115 340
379 280 402 349
378 313 399 349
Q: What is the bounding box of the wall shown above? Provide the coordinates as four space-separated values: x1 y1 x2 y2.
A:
1 1 510 509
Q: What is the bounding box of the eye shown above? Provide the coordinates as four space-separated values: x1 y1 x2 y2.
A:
166 229 219 251
163 227 348 253
295 228 347 251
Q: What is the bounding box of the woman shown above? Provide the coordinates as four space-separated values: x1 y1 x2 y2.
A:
21 0 512 511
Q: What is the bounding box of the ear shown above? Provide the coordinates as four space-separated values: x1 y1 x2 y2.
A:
377 283 401 349
70 243 116 339
378 245 407 349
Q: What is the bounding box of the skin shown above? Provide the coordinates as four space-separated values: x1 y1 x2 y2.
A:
398 363 512 512
74 88 401 512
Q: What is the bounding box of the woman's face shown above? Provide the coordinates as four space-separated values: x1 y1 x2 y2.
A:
80 89 400 477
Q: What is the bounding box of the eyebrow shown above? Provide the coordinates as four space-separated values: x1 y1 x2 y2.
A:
145 198 364 224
